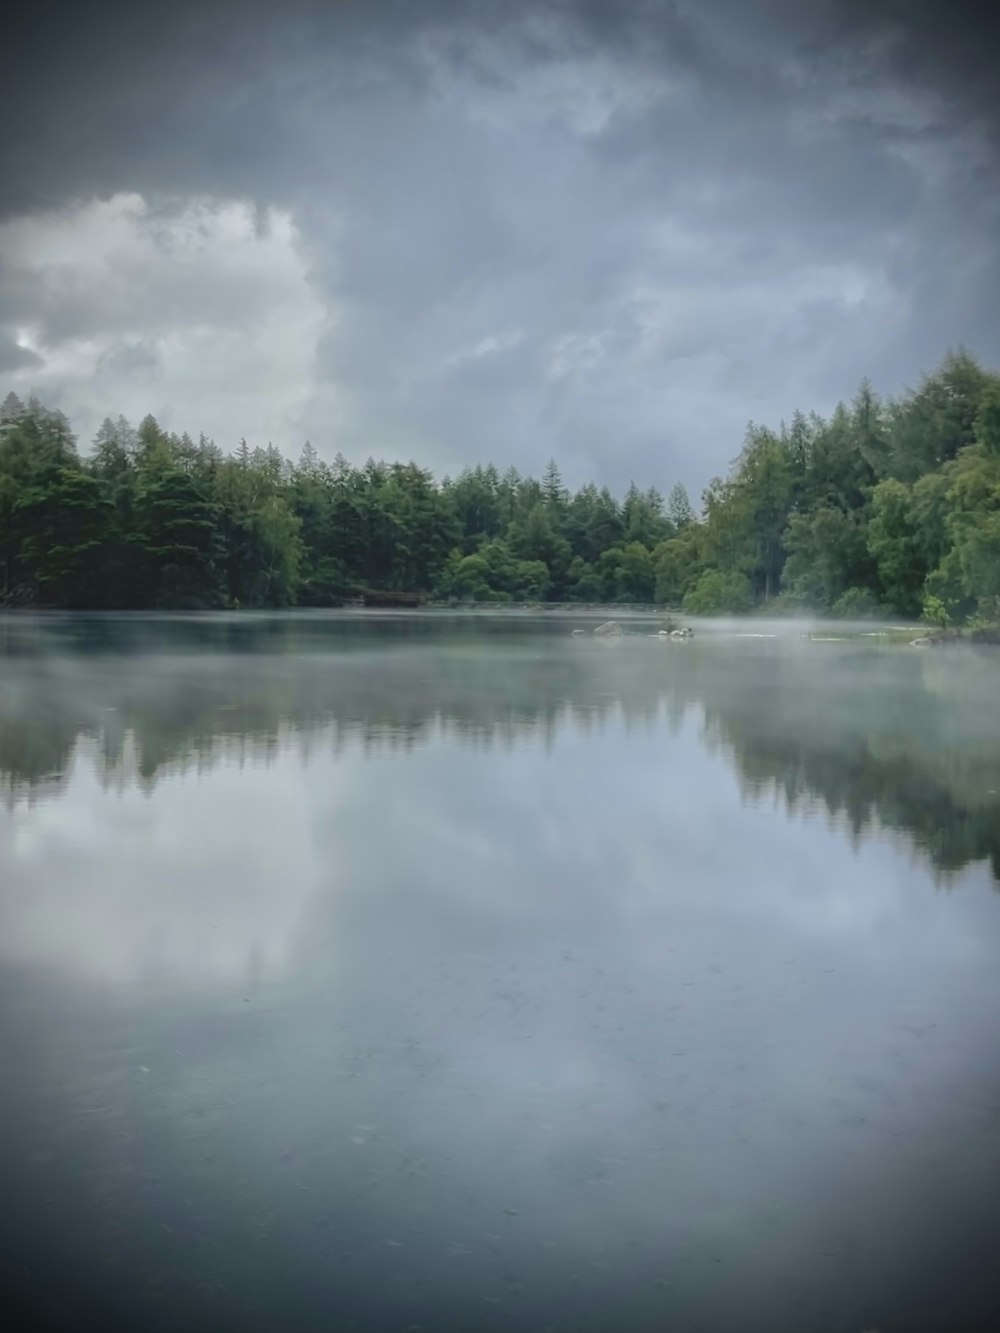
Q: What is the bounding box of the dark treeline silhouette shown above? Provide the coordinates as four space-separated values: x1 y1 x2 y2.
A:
2 348 999 618
2 615 998 883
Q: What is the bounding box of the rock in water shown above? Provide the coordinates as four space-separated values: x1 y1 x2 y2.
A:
593 621 623 637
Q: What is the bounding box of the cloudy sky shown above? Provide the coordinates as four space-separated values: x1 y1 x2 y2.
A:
1 0 997 494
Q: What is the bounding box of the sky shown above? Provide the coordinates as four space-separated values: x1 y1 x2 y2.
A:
1 0 998 495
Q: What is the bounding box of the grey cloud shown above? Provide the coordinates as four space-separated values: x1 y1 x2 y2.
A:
1 1 997 492
0 332 43 373
95 339 163 382
824 0 1000 145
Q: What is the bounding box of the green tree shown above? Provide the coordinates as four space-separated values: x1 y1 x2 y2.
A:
565 484 623 562
446 465 504 553
1 399 82 599
136 463 224 608
594 542 655 602
509 502 572 592
541 458 568 513
666 482 695 530
937 436 1000 612
783 506 872 608
11 464 111 606
654 527 704 606
885 348 990 481
622 482 670 547
867 480 927 614
683 569 752 614
700 425 794 602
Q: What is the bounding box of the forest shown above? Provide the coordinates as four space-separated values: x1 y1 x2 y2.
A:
1 348 999 620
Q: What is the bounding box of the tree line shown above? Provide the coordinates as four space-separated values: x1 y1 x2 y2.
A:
2 347 999 618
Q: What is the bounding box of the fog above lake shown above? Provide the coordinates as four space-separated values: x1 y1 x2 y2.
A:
2 612 999 1332
2 611 998 1005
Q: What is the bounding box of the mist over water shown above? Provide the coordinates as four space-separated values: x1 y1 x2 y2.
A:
2 611 1000 1332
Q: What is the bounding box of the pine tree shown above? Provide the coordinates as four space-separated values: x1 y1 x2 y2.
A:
667 482 695 530
542 458 567 508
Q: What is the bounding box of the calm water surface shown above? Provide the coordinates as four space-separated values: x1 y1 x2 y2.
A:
2 611 1000 1332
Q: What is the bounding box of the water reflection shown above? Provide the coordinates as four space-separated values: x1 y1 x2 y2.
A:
3 614 1000 1333
2 612 998 883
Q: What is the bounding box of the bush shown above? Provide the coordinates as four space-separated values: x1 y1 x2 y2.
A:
921 593 952 629
682 569 752 614
831 586 883 619
766 591 812 616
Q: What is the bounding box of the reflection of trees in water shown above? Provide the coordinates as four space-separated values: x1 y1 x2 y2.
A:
0 656 682 805
699 648 1000 884
2 617 998 882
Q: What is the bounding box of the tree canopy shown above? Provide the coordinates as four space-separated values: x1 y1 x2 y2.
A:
2 348 999 619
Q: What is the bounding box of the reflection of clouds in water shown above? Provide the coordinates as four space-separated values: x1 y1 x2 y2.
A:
304 716 1000 1154
2 644 998 1001
0 738 328 989
252 714 1000 1321
4 617 1000 887
4 637 1000 1329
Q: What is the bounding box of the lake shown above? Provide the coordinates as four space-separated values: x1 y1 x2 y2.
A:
2 611 1000 1332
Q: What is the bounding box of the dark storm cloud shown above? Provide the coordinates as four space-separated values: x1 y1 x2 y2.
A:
1 1 997 489
826 0 1000 144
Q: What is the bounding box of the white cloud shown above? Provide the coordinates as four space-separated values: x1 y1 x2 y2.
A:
0 192 323 451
